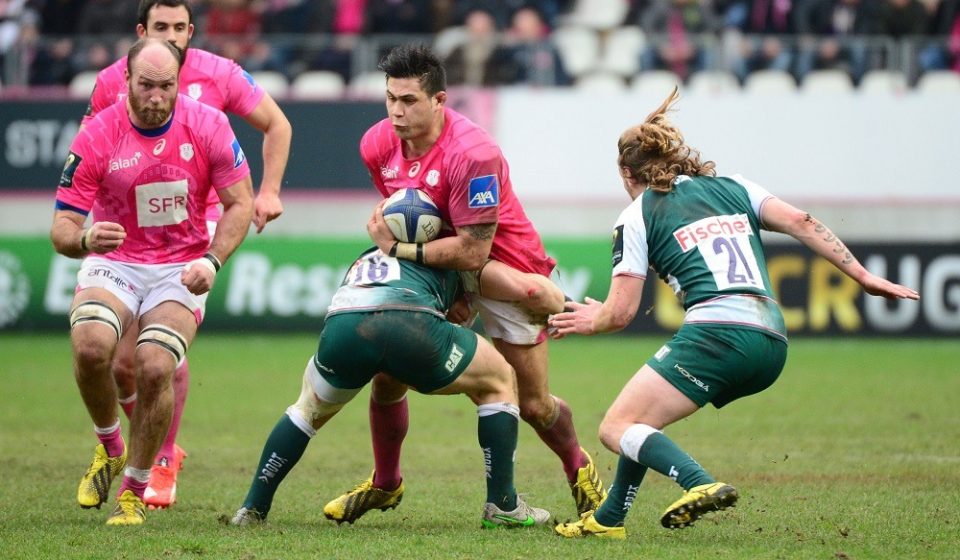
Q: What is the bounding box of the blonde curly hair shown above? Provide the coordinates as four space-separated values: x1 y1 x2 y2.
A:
617 87 715 193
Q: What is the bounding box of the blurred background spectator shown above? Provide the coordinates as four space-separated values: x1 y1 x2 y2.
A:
639 0 720 80
793 0 880 83
3 0 960 93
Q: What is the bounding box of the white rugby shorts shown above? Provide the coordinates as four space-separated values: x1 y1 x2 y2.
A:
76 256 208 325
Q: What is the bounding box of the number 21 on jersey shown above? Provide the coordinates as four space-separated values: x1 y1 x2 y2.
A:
674 214 765 291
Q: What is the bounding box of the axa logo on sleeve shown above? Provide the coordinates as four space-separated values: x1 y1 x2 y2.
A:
231 138 246 168
467 175 499 208
674 214 752 253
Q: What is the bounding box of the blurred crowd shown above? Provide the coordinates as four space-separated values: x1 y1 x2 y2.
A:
2 0 958 90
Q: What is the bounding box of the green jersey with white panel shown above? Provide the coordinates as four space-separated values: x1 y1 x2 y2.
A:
612 174 787 341
326 247 461 318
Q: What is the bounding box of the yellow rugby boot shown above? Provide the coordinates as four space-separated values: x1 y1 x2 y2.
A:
77 444 127 509
569 448 607 515
106 490 146 526
555 512 626 539
323 472 404 524
660 482 739 529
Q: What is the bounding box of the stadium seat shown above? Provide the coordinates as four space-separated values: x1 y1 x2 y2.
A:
290 71 345 100
687 70 740 95
743 70 797 94
249 71 289 98
552 26 601 78
349 71 387 99
630 70 683 96
858 70 907 95
801 69 854 94
916 70 960 94
69 71 99 99
563 0 630 31
598 26 645 77
575 71 628 93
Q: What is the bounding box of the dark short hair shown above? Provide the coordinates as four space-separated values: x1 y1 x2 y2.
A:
138 0 193 28
127 37 183 76
378 44 447 96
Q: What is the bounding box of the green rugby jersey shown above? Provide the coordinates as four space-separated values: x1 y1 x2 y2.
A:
612 174 786 339
326 247 461 319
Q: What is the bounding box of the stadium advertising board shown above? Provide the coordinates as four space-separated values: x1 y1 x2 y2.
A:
0 238 954 336
0 101 380 190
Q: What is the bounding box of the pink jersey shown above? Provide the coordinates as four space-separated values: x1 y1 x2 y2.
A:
56 94 251 264
360 107 555 276
84 48 264 220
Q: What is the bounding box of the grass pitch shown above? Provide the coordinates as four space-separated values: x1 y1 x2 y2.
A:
1 333 957 559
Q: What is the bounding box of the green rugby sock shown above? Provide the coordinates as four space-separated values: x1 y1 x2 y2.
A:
477 404 519 510
593 454 648 527
635 431 714 490
242 413 312 516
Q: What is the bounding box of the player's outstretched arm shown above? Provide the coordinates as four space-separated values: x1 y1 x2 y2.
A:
760 197 919 300
243 93 292 233
51 210 125 258
549 275 645 338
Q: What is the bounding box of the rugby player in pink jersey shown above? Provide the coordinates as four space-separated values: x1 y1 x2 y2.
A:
322 45 607 525
82 0 291 508
51 38 253 525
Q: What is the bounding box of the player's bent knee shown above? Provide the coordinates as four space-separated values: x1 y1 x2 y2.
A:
136 324 188 364
295 359 360 430
70 300 123 341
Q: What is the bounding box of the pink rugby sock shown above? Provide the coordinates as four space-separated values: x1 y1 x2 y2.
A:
370 396 408 490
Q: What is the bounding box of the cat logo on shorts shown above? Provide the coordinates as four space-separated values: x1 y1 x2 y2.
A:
445 344 465 372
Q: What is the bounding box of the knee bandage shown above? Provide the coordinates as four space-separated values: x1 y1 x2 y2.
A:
70 300 122 340
287 364 354 433
136 324 188 364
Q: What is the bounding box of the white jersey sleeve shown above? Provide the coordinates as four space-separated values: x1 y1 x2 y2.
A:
730 174 776 222
611 196 649 279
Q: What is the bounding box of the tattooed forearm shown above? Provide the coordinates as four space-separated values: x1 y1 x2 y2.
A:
463 223 496 242
812 216 854 264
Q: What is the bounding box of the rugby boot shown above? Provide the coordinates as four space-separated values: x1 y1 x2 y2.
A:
481 497 550 529
569 447 607 515
230 506 266 526
323 472 404 524
106 490 146 526
77 444 127 509
660 482 739 529
554 512 626 539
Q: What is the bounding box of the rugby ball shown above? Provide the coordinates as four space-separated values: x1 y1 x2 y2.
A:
382 188 443 243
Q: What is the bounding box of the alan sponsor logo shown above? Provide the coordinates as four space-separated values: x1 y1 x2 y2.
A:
673 214 752 253
381 166 399 179
108 151 142 174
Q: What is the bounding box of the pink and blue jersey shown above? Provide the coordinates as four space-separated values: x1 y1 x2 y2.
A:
360 107 555 276
56 94 251 264
84 48 264 220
